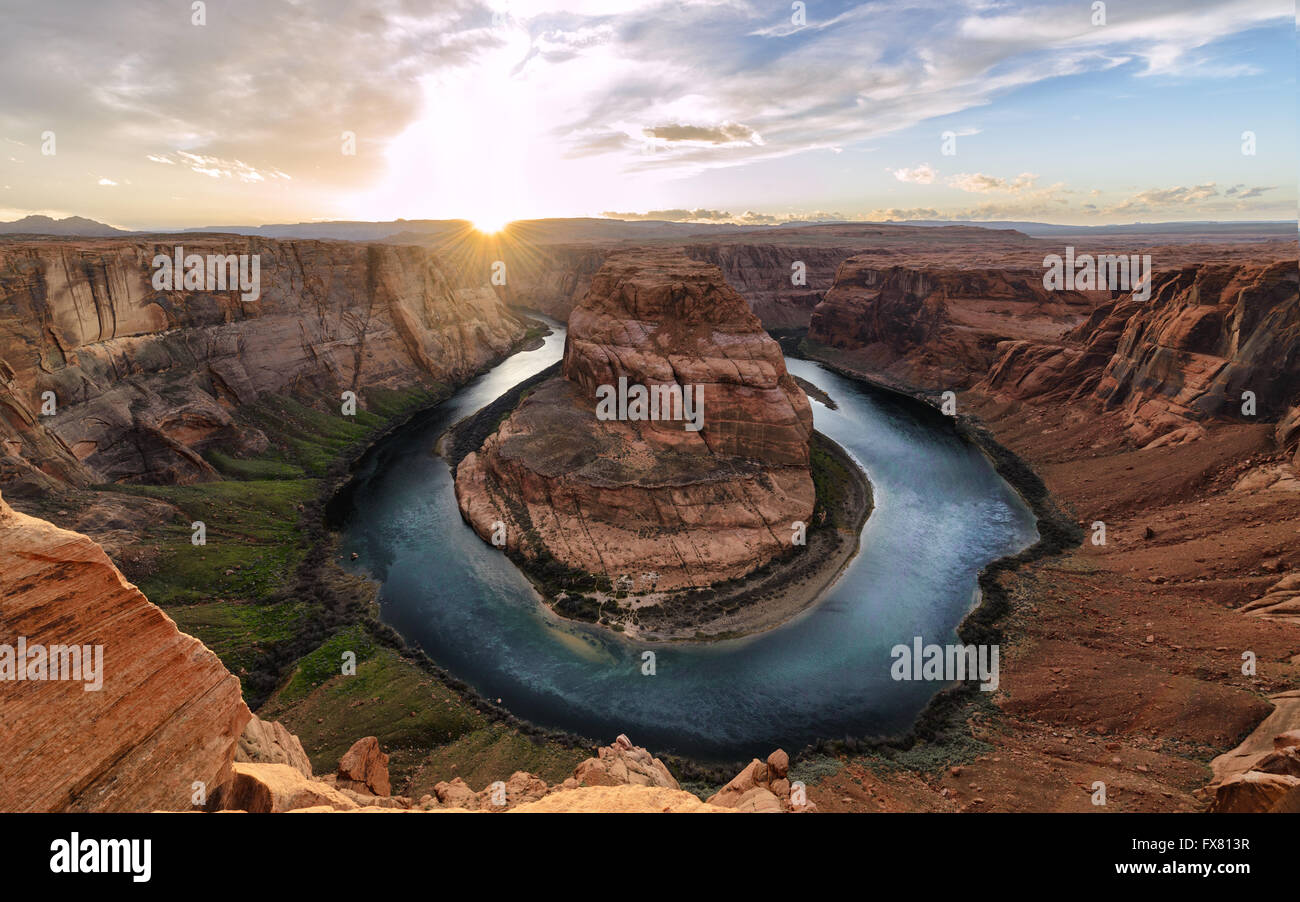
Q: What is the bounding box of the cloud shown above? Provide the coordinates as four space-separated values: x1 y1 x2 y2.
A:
0 0 1291 226
96 177 117 186
1108 182 1221 213
643 122 762 145
947 171 1038 193
145 151 290 183
602 207 735 221
891 163 937 184
1224 183 1276 199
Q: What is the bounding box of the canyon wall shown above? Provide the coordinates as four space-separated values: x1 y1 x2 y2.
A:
0 488 250 812
978 261 1298 447
0 238 527 489
457 249 815 592
497 242 854 329
808 254 1299 453
808 260 1103 387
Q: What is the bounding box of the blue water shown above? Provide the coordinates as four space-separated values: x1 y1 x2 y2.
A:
336 321 1037 761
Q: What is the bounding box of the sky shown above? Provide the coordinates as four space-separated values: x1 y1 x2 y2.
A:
0 0 1294 230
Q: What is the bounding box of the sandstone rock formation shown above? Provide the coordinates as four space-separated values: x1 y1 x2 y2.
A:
978 262 1299 450
215 733 791 814
456 249 815 592
810 250 1298 456
809 261 1101 388
0 488 250 811
498 242 853 329
705 748 813 812
236 715 314 778
335 735 391 796
493 223 1065 330
225 762 361 813
570 733 679 789
0 237 527 489
1208 688 1300 812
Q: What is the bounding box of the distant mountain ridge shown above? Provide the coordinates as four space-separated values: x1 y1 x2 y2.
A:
0 214 127 236
2 213 1292 244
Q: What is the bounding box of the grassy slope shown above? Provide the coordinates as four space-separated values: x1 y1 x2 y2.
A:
98 378 586 793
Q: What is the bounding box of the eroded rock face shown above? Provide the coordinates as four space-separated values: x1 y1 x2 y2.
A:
457 250 814 591
0 489 250 811
808 261 1102 388
0 238 527 487
1090 263 1298 446
1210 771 1300 813
979 262 1299 448
496 243 850 330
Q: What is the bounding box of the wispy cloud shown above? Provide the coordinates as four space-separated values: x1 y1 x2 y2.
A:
892 163 937 184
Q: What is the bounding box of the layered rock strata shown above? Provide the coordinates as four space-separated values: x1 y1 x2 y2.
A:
456 250 815 591
978 261 1298 448
0 488 250 811
808 262 1103 387
0 238 526 488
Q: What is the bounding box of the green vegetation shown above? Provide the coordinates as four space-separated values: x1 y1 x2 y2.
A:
788 753 845 786
810 434 855 528
260 642 585 790
274 624 379 705
168 597 313 681
104 478 317 607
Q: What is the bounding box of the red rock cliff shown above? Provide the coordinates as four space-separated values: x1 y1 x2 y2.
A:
456 250 815 592
0 238 527 488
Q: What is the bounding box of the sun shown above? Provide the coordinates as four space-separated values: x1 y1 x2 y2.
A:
472 216 510 235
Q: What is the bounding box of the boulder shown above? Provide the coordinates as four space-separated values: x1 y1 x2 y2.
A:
1209 771 1300 813
223 763 358 813
236 716 313 778
336 736 391 797
433 777 479 810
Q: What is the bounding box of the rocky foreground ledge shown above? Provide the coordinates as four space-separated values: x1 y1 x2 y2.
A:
230 730 813 813
455 250 829 629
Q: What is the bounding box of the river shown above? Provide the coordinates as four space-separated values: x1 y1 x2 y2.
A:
335 320 1038 761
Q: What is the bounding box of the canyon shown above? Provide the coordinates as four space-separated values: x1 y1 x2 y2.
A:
1 221 1296 814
